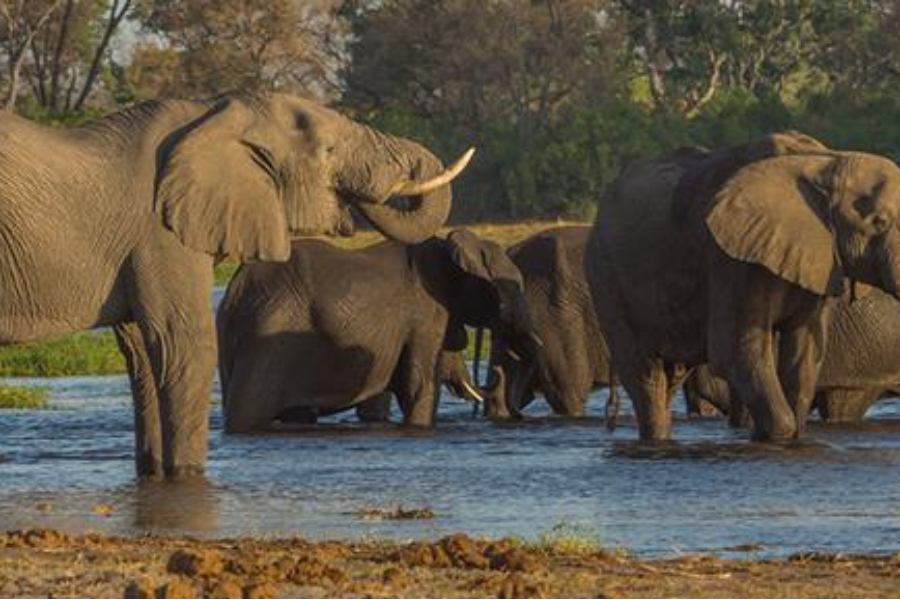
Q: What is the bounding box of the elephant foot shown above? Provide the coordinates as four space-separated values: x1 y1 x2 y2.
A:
164 464 206 479
816 390 874 423
749 421 796 443
135 458 165 480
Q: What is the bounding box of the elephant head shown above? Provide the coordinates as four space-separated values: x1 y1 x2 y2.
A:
706 151 900 299
442 229 541 362
156 93 473 261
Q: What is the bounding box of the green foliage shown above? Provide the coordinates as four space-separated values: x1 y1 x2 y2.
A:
0 384 49 410
15 103 107 129
214 263 241 287
0 332 125 377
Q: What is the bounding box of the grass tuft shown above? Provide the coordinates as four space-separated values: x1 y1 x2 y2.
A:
0 332 125 377
0 384 49 409
529 521 607 557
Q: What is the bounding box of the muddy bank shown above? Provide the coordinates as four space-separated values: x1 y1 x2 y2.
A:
0 529 898 598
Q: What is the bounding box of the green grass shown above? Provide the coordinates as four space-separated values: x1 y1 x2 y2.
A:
214 263 241 287
0 384 49 409
528 521 608 557
0 332 125 377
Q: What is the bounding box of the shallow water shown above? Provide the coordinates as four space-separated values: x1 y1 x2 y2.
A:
2 375 900 558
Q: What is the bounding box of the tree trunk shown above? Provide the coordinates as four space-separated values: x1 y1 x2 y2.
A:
73 0 132 111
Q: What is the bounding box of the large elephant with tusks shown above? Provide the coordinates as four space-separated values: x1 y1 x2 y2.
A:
0 92 472 477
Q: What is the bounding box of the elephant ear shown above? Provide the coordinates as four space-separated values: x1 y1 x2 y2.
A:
447 228 494 280
156 98 290 262
706 155 843 296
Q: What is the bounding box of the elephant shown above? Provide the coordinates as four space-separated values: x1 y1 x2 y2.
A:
684 283 900 424
281 350 485 424
477 226 615 419
217 230 539 432
0 92 472 477
587 131 900 442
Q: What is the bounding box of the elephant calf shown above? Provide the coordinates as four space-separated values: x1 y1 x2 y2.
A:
217 231 538 431
483 226 615 419
685 284 900 424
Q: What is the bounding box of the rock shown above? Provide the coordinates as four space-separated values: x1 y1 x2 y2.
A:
157 578 199 599
205 576 244 599
244 581 278 599
167 548 224 577
488 547 542 573
381 565 411 588
123 579 156 599
3 529 71 549
441 534 490 569
496 573 549 599
288 556 348 586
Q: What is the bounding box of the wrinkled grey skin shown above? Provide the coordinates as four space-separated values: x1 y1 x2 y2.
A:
281 350 483 424
481 226 614 419
587 132 900 442
0 92 463 477
218 231 537 431
685 284 900 424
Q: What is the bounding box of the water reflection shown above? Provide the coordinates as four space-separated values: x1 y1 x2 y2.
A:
132 477 220 533
1 376 900 557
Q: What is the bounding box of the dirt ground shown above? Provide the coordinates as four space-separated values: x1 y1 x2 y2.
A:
0 529 898 598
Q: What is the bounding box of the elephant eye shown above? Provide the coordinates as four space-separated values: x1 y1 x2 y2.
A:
871 212 892 233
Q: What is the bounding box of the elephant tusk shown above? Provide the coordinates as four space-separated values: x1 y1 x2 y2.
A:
388 148 475 197
506 347 522 362
460 380 485 403
529 331 544 349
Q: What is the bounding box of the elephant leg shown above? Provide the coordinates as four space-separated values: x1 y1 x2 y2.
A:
483 366 512 420
618 355 671 441
396 342 440 428
604 376 620 432
223 347 290 433
114 322 164 478
816 388 877 423
727 329 796 441
132 249 216 477
778 317 826 436
356 392 393 423
709 256 796 441
138 316 215 477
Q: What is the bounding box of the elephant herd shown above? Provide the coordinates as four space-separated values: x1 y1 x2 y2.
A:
3 91 900 479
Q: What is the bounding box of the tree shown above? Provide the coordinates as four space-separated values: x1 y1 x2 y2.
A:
128 0 347 100
345 0 625 135
0 0 63 110
18 0 133 113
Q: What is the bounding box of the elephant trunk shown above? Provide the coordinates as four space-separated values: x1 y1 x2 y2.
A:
472 327 485 387
482 366 512 420
877 227 900 300
338 123 473 244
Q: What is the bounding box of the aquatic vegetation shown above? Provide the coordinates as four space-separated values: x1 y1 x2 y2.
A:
0 332 124 377
352 505 436 521
0 384 49 410
530 520 607 557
